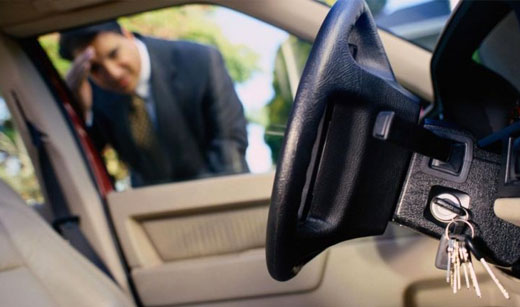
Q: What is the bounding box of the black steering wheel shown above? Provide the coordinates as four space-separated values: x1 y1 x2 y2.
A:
266 0 421 281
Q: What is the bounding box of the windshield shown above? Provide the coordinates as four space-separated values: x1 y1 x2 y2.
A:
318 0 459 51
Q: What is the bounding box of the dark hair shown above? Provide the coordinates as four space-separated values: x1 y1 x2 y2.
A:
59 21 122 61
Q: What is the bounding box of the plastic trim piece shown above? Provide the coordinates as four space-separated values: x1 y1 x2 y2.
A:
420 126 473 183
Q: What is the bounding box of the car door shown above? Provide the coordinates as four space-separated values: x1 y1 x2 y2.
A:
2 0 501 306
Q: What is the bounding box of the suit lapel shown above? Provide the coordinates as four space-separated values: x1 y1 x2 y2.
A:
146 38 184 148
143 37 207 178
91 87 134 147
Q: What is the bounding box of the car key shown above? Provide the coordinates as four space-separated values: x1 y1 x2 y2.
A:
443 226 464 292
450 234 476 292
465 236 510 299
460 241 481 297
442 218 484 297
436 212 468 272
449 239 456 290
436 234 451 271
458 243 470 289
452 240 460 293
456 240 462 291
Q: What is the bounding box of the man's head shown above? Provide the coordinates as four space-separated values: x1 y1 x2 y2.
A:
59 21 142 94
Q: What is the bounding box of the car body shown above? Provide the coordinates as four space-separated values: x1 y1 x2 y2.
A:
0 0 518 306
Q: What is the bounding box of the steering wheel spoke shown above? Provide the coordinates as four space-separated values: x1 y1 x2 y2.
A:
266 0 421 281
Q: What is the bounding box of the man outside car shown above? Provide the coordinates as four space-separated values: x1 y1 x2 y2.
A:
59 21 249 187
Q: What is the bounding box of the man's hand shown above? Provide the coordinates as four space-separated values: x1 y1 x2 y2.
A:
65 47 94 118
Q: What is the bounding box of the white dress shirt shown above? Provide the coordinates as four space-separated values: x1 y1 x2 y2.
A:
134 38 158 128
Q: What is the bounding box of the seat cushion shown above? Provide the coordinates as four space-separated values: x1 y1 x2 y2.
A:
0 180 134 307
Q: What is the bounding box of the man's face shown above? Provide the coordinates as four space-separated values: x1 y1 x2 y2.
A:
75 30 141 94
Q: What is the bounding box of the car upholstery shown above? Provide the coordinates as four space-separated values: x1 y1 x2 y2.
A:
0 180 134 307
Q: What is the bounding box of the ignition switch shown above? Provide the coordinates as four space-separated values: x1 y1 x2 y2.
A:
429 190 470 223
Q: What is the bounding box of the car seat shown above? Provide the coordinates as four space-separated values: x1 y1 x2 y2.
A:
0 179 134 307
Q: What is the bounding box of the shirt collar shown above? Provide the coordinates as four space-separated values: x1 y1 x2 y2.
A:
135 38 151 99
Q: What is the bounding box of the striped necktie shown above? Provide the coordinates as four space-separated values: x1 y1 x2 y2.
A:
128 95 170 181
129 94 157 149
128 95 170 174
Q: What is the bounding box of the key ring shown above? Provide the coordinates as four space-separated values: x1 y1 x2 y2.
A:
445 218 475 239
456 207 469 220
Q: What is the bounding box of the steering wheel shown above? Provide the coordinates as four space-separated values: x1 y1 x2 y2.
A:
266 0 421 281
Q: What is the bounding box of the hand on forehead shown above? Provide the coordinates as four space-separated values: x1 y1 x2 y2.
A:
72 30 141 94
74 46 95 62
74 29 134 62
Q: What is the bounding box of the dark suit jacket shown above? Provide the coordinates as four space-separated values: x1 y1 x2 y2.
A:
88 36 249 187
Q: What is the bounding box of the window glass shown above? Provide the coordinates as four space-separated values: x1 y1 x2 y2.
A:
320 0 458 51
477 12 520 94
39 5 311 190
0 93 44 205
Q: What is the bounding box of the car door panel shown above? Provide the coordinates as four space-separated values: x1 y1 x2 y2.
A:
107 172 327 305
190 233 517 307
107 173 274 267
132 249 326 306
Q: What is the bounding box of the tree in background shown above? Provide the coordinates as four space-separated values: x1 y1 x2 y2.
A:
264 37 312 163
40 5 258 84
120 6 259 83
0 98 44 204
38 5 260 189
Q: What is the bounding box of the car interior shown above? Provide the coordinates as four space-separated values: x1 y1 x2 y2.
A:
0 0 519 306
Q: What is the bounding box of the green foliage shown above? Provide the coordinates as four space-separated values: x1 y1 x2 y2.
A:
39 33 71 77
263 0 387 163
0 94 44 204
472 49 482 64
121 6 259 83
0 119 16 142
264 36 312 163
40 5 259 83
0 118 44 205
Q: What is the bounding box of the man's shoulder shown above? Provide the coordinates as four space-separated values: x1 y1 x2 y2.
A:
140 35 218 59
139 35 201 49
